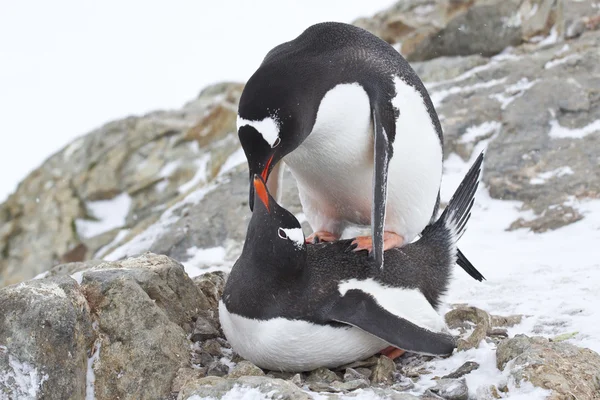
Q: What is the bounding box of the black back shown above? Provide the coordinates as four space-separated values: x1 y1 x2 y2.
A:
238 22 443 149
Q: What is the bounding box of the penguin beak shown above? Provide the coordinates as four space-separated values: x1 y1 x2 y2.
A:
249 154 275 211
252 174 270 213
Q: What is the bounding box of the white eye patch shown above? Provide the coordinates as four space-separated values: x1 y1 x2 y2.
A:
237 115 281 148
278 227 304 249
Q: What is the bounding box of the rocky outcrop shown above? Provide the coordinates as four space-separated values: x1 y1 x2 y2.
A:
497 335 600 400
353 0 600 61
2 1 600 287
3 255 599 399
0 253 203 400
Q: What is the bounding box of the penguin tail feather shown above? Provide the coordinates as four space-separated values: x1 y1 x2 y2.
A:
424 151 485 280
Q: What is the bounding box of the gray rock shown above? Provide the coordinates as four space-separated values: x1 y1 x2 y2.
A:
409 1 524 61
193 271 228 310
191 310 220 342
201 339 224 357
206 361 229 377
371 355 396 384
81 254 191 399
171 367 206 393
330 379 370 392
306 367 338 384
427 378 469 400
227 360 265 379
0 276 93 399
344 367 368 382
496 334 600 400
341 356 379 369
177 375 311 400
441 361 480 379
0 82 245 287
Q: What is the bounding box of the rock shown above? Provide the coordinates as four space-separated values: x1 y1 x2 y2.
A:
371 355 396 384
441 361 480 379
497 335 600 400
191 310 220 342
206 361 229 377
330 379 370 392
227 360 265 379
427 378 469 400
81 254 191 399
344 367 367 382
0 82 246 287
191 350 214 367
306 367 338 384
341 356 379 369
0 276 93 399
193 271 228 310
445 306 492 350
177 375 311 400
171 367 206 393
201 339 224 357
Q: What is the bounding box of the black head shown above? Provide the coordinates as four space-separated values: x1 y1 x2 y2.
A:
238 62 312 211
243 175 307 271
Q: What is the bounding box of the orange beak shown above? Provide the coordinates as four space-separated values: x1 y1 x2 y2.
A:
261 154 274 182
253 175 270 212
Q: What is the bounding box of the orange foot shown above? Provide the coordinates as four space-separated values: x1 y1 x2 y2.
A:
351 231 405 253
381 346 406 360
306 231 339 244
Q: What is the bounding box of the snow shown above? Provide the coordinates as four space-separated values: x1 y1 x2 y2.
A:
0 0 396 203
182 246 228 277
104 183 218 261
71 271 85 285
179 155 211 194
94 229 130 258
530 166 574 185
75 193 132 239
548 118 600 139
544 54 579 69
219 147 248 176
86 339 101 400
458 121 502 144
0 354 49 399
430 78 508 108
489 78 539 109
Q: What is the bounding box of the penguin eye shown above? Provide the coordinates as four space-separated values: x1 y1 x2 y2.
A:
272 137 281 148
278 228 288 239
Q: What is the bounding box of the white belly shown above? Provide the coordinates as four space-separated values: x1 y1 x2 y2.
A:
284 79 443 241
219 301 387 372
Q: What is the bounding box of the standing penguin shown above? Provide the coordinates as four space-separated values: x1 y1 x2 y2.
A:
219 152 484 372
237 21 483 280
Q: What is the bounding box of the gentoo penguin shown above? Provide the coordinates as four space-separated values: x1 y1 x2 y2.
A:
237 21 484 281
219 152 484 372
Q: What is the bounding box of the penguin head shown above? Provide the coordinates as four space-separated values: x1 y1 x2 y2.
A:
244 174 307 270
238 70 309 211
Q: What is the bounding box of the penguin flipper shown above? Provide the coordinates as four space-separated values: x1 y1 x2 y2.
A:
371 107 392 269
325 289 456 356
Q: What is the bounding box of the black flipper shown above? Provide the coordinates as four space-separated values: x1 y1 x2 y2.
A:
325 290 456 356
371 107 391 269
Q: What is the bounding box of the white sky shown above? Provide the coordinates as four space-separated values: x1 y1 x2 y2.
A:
0 0 395 202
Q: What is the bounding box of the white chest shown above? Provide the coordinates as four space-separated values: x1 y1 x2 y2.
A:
283 79 443 240
218 301 386 372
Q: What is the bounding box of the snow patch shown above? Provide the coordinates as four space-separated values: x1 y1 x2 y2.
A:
544 54 579 69
32 271 49 280
489 78 538 109
430 78 507 108
75 193 132 239
219 147 247 176
548 118 600 139
530 166 574 185
179 154 210 194
105 183 218 261
0 354 49 399
94 229 130 258
459 121 502 144
181 246 228 277
86 339 101 400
